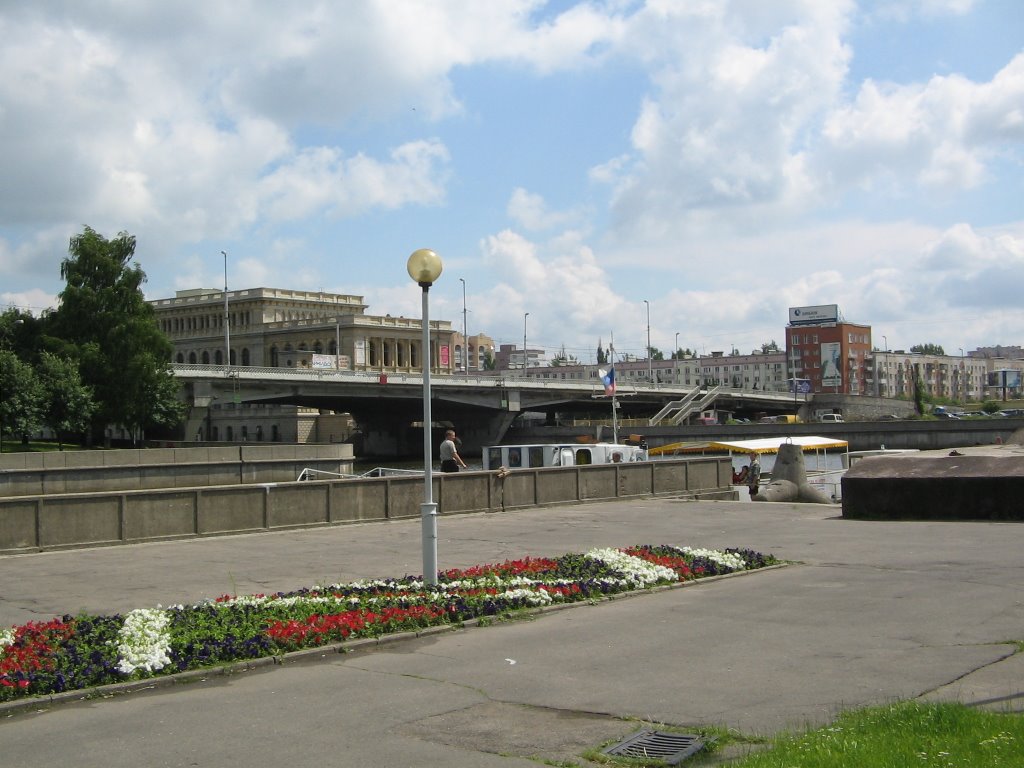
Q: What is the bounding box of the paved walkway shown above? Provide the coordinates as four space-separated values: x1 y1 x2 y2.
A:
1 498 1023 767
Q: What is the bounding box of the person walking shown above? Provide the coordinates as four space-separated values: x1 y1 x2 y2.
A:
440 429 467 473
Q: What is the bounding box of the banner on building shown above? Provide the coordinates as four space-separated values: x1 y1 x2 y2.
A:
789 304 839 325
354 339 365 366
820 342 842 388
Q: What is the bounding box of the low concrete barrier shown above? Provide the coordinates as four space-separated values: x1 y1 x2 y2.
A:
0 445 355 498
841 454 1024 521
0 457 732 554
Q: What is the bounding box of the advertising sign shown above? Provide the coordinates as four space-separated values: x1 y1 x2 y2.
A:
354 338 365 366
440 345 450 367
789 378 812 394
820 342 842 388
311 354 335 369
789 304 839 325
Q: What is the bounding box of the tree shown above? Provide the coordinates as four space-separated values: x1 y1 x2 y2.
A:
48 226 184 444
647 346 664 361
596 341 608 366
36 352 96 449
482 350 496 371
761 340 780 353
671 347 695 360
0 350 43 447
550 345 580 367
910 343 945 356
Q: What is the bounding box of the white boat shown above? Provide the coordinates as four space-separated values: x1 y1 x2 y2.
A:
482 442 648 470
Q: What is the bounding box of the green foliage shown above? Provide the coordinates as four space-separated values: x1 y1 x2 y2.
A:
36 352 96 448
0 350 44 445
647 346 664 361
48 226 181 443
550 345 580 367
910 342 946 355
982 399 1001 414
596 342 608 365
482 350 496 370
726 701 1024 767
913 375 926 415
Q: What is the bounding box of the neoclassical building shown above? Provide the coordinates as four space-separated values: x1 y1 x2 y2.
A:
151 287 457 374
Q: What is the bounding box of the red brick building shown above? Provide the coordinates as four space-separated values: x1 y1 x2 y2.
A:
785 305 872 395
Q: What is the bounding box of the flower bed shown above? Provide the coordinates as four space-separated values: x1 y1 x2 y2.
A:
0 544 777 702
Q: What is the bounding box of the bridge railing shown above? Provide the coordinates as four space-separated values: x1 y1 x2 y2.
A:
169 363 802 401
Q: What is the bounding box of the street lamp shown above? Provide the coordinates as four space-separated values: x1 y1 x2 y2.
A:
644 300 651 384
407 248 443 586
221 251 230 372
674 331 679 360
460 277 468 374
523 312 529 374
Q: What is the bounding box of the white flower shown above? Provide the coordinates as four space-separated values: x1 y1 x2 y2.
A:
115 608 173 675
585 548 679 588
680 547 746 571
0 627 14 651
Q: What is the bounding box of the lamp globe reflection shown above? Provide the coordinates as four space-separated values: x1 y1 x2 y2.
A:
406 248 443 286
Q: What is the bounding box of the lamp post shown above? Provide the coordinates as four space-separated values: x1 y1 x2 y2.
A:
460 277 468 374
407 248 443 586
221 251 230 372
644 300 651 384
523 312 529 374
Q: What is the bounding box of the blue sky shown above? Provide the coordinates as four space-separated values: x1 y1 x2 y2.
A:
1 0 1021 363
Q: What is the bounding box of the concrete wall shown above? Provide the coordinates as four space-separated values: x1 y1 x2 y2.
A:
0 457 732 554
841 455 1024 521
0 445 355 498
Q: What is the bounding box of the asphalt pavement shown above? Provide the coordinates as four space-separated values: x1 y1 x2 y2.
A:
1 497 1023 767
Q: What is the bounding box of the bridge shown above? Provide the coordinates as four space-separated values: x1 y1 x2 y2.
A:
172 364 801 457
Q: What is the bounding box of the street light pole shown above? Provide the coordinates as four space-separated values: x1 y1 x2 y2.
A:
959 347 965 404
644 300 651 384
523 312 529 375
460 277 468 374
407 248 443 586
221 251 230 372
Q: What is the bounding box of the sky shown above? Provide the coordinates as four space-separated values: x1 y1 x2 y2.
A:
1 0 1022 364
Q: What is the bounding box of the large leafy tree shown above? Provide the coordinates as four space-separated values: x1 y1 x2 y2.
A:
36 351 96 449
0 350 43 448
910 342 945 356
48 226 183 444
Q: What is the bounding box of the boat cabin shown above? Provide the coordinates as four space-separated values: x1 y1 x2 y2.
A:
482 443 647 471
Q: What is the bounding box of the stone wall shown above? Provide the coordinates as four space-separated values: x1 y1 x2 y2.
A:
0 457 732 554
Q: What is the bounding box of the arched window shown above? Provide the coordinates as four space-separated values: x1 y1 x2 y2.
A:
188 352 197 364
226 426 234 441
241 348 250 365
329 339 338 355
410 342 419 368
201 351 210 364
270 346 279 367
313 341 323 354
215 350 223 365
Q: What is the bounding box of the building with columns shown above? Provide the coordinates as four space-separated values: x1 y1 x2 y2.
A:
150 287 457 444
151 287 457 375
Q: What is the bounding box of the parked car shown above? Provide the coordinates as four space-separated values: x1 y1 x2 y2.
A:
996 409 1024 417
818 413 844 423
934 411 960 419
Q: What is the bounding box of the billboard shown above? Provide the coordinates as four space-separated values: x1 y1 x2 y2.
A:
789 304 839 325
788 378 812 394
820 342 842 388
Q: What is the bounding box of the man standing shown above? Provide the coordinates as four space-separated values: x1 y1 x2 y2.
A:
747 453 761 498
440 429 467 473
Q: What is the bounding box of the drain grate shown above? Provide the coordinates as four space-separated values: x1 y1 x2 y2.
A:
603 729 708 765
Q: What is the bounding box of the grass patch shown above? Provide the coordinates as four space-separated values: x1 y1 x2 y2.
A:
721 701 1023 767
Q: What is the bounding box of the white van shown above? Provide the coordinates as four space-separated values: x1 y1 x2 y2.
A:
819 413 844 423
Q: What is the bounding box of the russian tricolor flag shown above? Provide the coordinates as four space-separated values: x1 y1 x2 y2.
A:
599 366 616 395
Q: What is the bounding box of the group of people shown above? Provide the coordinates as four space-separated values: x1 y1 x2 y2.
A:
731 452 761 497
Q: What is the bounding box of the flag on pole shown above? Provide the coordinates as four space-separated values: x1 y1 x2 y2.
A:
599 366 616 395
